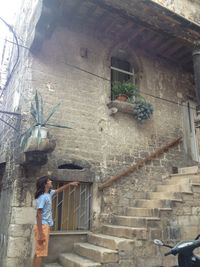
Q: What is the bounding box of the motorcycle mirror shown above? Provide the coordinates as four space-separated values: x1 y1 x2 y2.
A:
154 239 164 246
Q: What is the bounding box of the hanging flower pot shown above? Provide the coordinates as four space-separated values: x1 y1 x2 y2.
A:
23 126 56 153
20 91 72 154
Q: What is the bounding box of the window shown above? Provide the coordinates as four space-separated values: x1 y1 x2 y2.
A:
111 57 135 84
52 182 91 231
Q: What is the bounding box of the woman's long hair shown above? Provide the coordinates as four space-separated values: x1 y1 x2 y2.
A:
35 176 50 199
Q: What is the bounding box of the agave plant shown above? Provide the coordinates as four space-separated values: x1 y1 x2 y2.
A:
20 91 71 149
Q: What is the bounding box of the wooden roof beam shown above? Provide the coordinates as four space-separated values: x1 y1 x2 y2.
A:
174 49 192 60
91 0 200 46
157 39 177 54
123 27 146 47
164 43 185 57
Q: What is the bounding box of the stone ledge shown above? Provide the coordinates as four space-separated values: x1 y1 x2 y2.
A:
19 151 48 166
54 169 94 183
107 100 136 115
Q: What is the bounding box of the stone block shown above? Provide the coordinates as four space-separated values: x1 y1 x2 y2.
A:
7 237 29 258
177 215 200 226
192 207 200 215
11 207 35 224
87 233 134 251
178 166 198 174
149 229 162 240
5 257 25 267
74 242 118 263
180 226 200 240
102 225 148 240
59 252 101 267
8 224 31 237
119 260 136 267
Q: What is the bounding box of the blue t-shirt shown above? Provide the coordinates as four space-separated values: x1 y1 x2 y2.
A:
36 190 56 226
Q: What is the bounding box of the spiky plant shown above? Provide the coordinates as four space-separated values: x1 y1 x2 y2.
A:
20 91 71 149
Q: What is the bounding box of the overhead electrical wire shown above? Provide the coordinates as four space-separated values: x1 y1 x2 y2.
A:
0 37 29 50
0 17 195 111
0 16 20 98
0 16 20 131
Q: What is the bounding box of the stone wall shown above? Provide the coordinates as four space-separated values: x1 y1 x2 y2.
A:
30 26 195 227
0 0 43 266
0 0 199 266
152 0 200 24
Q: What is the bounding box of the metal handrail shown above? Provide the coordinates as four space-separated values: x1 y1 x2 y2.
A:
98 136 182 191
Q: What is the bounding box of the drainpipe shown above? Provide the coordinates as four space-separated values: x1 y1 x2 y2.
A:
193 41 200 114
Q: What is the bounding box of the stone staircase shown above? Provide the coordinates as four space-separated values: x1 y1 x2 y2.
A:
44 166 200 267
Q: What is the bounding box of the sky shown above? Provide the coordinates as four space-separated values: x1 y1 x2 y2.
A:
0 0 23 100
0 0 23 22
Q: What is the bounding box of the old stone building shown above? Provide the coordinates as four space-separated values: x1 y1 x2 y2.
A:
0 0 200 266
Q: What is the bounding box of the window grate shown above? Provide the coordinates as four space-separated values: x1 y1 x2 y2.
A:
52 182 92 231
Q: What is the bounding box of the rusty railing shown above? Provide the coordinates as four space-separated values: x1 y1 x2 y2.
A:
98 137 182 191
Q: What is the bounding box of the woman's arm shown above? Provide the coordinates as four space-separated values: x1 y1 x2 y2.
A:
55 181 79 194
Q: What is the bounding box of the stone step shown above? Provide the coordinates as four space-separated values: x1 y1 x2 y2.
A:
59 253 101 267
126 207 172 217
102 224 148 240
131 199 173 208
178 166 199 174
87 233 134 251
156 183 192 193
191 183 200 193
43 264 62 267
74 242 118 263
113 215 160 228
147 191 183 200
164 175 200 185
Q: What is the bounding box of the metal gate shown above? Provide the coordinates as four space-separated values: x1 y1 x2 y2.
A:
52 182 92 231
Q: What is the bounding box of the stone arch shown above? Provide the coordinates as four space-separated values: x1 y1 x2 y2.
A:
105 43 144 90
54 158 95 183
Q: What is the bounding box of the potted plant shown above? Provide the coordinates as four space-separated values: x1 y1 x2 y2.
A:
20 91 71 152
133 100 154 123
111 81 139 101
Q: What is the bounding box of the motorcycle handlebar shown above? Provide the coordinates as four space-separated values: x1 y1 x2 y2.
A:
164 251 172 256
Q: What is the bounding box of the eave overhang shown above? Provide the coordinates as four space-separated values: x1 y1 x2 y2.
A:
31 0 200 72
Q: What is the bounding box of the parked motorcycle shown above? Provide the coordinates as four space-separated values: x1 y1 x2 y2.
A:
154 235 200 267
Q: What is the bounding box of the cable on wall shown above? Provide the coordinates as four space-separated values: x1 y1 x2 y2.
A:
0 22 195 110
0 16 20 98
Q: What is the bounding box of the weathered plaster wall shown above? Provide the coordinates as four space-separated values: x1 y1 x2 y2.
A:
0 1 43 266
152 0 200 24
0 1 198 266
31 27 193 164
46 233 87 263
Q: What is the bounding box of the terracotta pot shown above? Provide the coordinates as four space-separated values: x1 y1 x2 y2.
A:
116 94 128 101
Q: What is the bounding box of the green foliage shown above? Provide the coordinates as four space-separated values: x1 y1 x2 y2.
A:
20 91 71 149
133 100 154 123
111 81 154 123
111 82 139 100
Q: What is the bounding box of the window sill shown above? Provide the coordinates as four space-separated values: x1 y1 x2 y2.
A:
107 100 136 115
